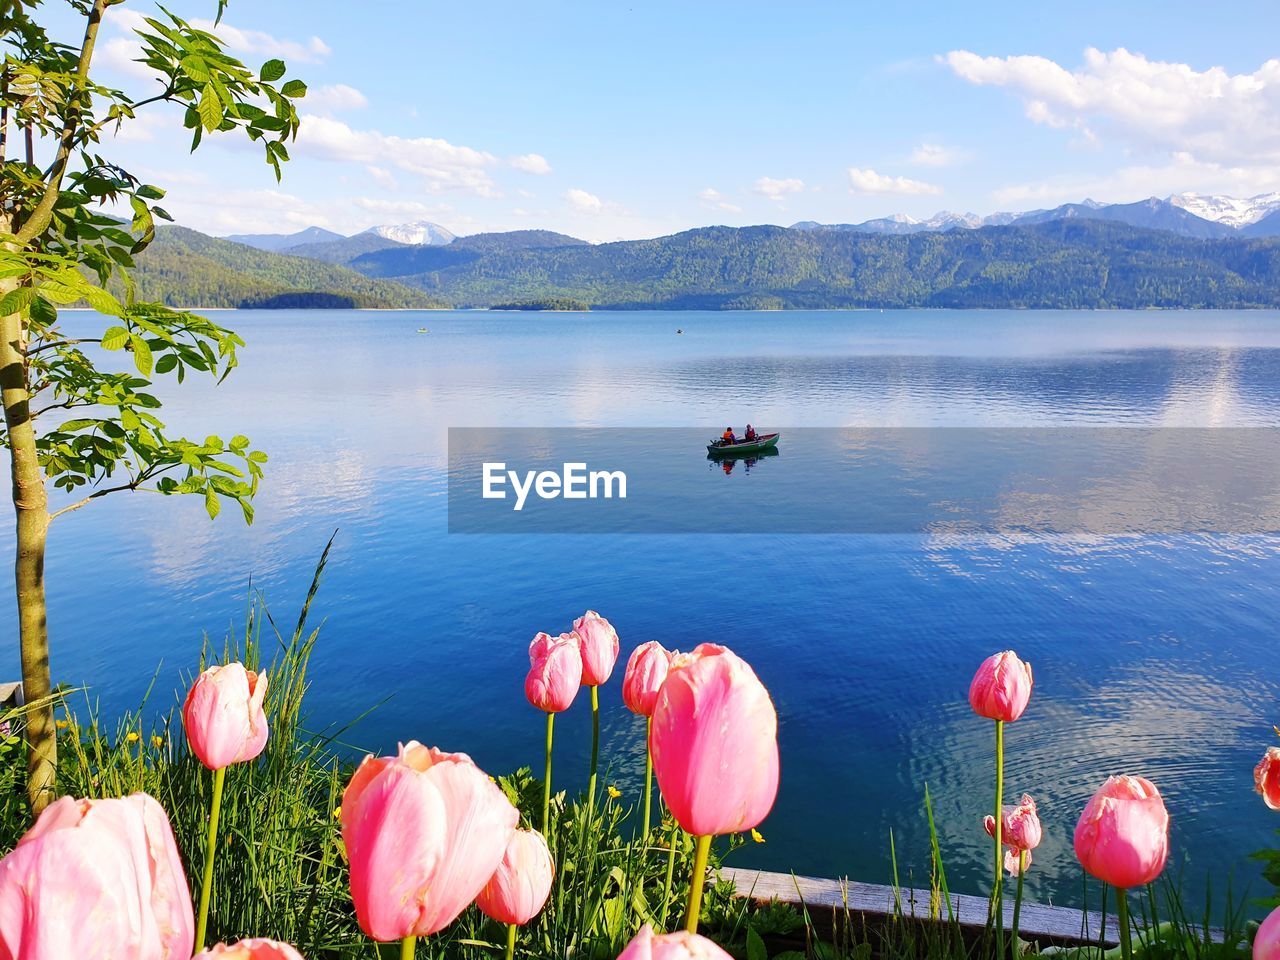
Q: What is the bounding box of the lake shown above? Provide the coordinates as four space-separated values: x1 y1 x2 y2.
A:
6 308 1280 911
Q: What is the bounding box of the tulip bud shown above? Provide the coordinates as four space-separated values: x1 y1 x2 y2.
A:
1255 905 1280 960
525 632 583 713
476 829 555 926
617 924 735 960
183 662 269 770
341 742 518 941
573 610 620 686
650 644 779 837
623 641 674 717
194 939 305 959
1255 746 1280 811
0 793 194 960
983 793 1042 852
1073 775 1169 889
968 651 1033 723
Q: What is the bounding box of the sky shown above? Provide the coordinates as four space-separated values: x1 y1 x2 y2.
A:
41 0 1280 242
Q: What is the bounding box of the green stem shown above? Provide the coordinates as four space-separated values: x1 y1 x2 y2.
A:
1116 887 1132 960
542 711 555 835
1011 850 1026 956
659 823 679 930
506 923 517 960
587 685 600 821
643 716 654 835
194 764 226 951
994 719 1005 960
684 834 712 934
401 935 417 960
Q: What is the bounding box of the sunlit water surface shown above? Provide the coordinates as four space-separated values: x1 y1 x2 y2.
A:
6 309 1280 911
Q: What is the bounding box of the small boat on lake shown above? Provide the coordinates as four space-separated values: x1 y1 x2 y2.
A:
706 432 780 456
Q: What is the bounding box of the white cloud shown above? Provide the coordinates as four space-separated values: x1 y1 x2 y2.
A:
510 153 552 175
699 188 743 213
103 8 330 69
910 143 961 167
753 176 805 200
366 165 399 190
565 188 604 213
308 84 368 114
295 115 500 196
151 187 334 234
847 167 941 195
942 47 1280 165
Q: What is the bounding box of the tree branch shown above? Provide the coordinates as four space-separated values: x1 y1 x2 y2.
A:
47 462 180 522
15 0 110 246
27 338 99 355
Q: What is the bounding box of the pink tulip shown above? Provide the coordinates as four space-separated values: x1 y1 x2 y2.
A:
183 662 269 770
1004 848 1033 877
650 643 779 837
1256 747 1280 811
341 741 518 942
476 829 555 926
194 940 304 959
1073 775 1170 889
623 641 674 717
617 924 735 960
573 610 620 686
0 792 194 960
525 632 582 713
968 651 1034 723
984 794 1043 852
1256 905 1280 960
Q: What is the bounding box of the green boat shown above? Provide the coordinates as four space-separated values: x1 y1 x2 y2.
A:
706 432 780 456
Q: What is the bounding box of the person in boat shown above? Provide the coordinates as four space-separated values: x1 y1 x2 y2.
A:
721 427 737 445
744 424 757 441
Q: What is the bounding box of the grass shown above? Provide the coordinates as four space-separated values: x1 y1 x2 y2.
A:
0 542 1269 960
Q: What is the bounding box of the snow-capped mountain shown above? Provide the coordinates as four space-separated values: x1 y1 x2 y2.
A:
361 220 456 246
1169 192 1280 228
793 194 1280 240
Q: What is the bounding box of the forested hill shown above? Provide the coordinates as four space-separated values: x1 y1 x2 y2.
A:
127 219 1280 309
365 220 1280 309
126 227 447 309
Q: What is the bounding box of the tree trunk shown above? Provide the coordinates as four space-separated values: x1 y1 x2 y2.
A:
0 230 55 813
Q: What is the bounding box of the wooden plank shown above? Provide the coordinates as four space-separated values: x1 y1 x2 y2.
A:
721 867 1121 945
0 682 22 708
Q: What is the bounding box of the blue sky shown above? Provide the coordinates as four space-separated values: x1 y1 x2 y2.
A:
54 0 1280 241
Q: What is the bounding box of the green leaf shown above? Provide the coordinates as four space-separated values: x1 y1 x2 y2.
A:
280 79 307 99
98 330 128 350
130 335 153 376
259 58 286 82
746 926 768 960
0 287 36 316
204 487 220 519
198 82 223 131
154 354 178 375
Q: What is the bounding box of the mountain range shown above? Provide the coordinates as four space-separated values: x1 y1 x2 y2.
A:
121 193 1280 310
791 193 1280 239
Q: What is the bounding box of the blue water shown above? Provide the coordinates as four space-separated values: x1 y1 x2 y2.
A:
5 309 1280 912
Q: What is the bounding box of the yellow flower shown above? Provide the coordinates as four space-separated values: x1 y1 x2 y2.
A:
151 735 164 749
55 720 69 730
607 785 622 799
750 828 765 843
125 732 140 743
332 806 342 820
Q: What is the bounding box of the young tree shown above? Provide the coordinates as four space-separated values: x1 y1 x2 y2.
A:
1 0 305 811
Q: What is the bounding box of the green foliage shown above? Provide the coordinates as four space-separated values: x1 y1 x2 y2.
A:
319 221 1280 310
491 297 591 311
126 226 448 309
